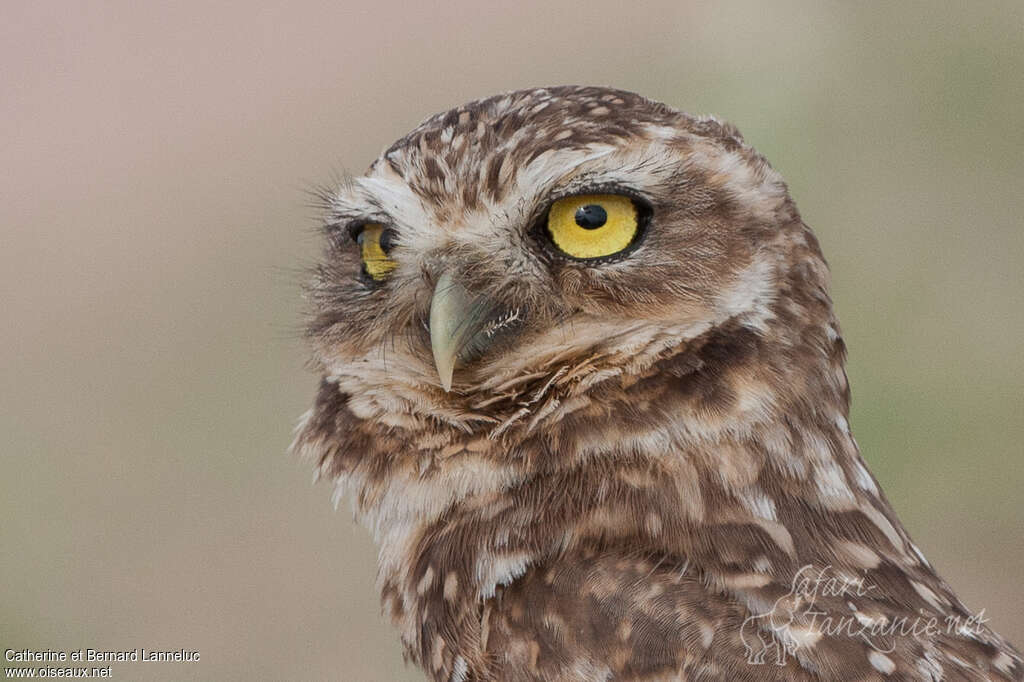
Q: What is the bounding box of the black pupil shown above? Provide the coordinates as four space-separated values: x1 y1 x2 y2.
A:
574 204 607 229
379 228 395 253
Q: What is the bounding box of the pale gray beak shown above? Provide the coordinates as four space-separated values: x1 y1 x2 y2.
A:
428 271 523 392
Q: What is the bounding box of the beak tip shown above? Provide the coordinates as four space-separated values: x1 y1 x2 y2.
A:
436 359 455 393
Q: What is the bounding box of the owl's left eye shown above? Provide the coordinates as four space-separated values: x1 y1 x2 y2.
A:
352 223 398 281
544 193 644 260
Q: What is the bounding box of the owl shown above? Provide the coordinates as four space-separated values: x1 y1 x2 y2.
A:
293 86 1022 680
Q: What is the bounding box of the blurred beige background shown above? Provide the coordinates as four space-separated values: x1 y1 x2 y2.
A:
2 1 1022 680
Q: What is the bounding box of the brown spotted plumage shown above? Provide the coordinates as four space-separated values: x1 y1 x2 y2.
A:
293 86 1022 680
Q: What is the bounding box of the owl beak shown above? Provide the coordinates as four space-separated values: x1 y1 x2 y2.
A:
429 271 515 392
429 271 477 392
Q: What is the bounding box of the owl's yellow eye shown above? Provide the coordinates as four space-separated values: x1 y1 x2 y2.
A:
546 194 640 260
356 223 398 281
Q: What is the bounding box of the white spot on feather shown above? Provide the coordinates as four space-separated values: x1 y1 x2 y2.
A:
699 622 714 648
853 459 879 495
477 552 531 599
814 458 856 508
717 257 776 331
860 504 904 552
741 492 777 521
451 655 468 682
869 651 896 675
911 580 945 610
993 652 1016 675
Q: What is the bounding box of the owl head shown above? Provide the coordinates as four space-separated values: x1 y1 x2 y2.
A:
305 86 834 443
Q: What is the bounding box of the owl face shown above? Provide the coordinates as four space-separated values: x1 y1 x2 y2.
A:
309 87 798 414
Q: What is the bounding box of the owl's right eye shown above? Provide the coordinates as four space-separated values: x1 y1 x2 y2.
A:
350 223 398 282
